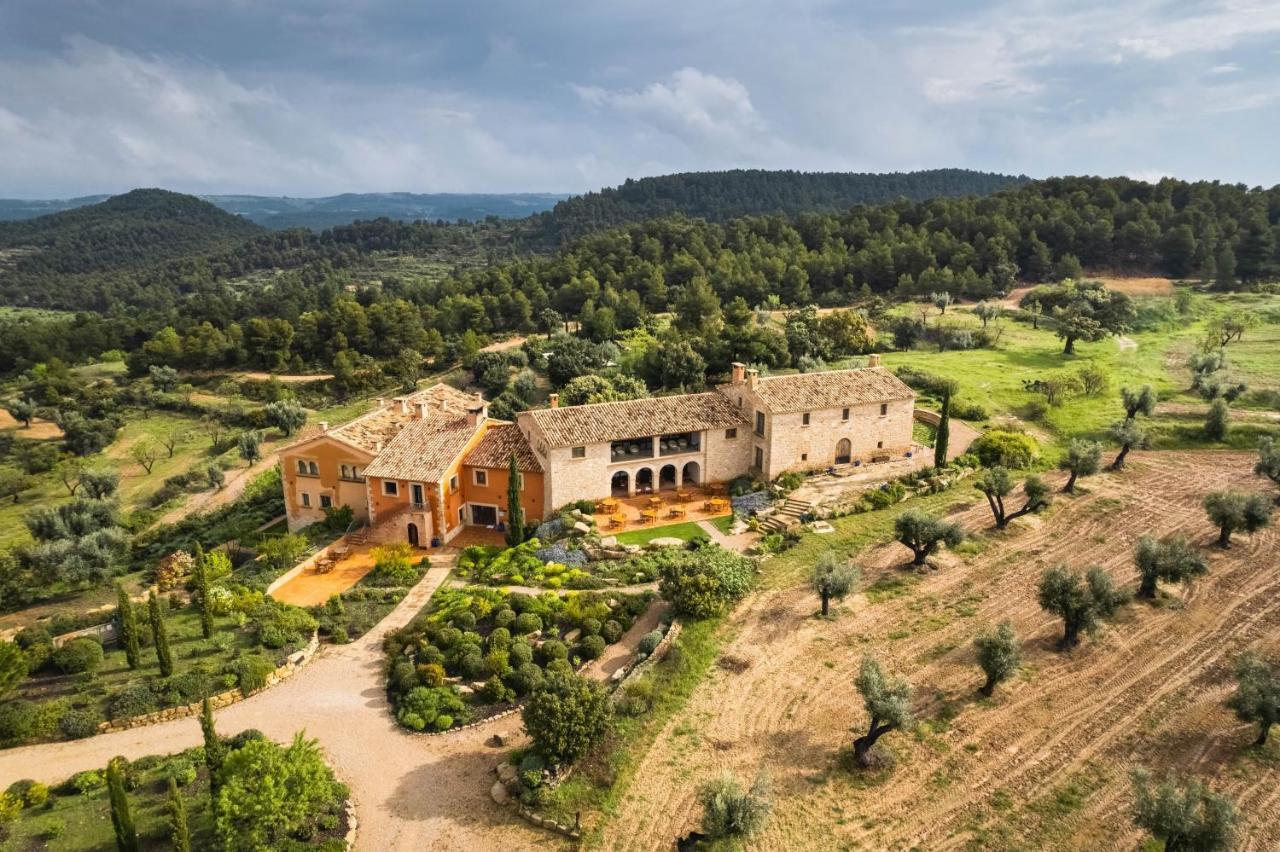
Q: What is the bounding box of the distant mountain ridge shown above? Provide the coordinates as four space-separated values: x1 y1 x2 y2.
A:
0 192 568 230
543 168 1031 241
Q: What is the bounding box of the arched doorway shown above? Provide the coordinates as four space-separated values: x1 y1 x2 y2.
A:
611 470 629 498
835 438 852 465
635 467 654 494
681 460 700 486
659 464 677 490
407 523 419 547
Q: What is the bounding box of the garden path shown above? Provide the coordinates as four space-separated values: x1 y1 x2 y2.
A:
0 564 551 851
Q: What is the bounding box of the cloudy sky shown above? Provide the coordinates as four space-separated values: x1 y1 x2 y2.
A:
2 0 1279 197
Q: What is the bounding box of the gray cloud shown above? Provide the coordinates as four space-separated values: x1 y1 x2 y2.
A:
1 0 1278 197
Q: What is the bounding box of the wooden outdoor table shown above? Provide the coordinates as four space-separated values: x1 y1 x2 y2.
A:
647 496 662 508
675 490 691 503
668 507 686 519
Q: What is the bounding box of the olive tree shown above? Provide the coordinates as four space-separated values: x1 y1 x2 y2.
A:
1131 770 1236 852
1037 566 1126 649
1108 418 1149 470
851 655 912 768
974 467 1050 529
1228 652 1280 746
1121 385 1157 420
811 552 859 617
263 400 307 437
973 622 1020 696
1255 436 1280 490
699 773 771 840
1134 535 1208 599
1058 439 1102 493
1203 491 1273 548
894 510 964 567
521 671 612 766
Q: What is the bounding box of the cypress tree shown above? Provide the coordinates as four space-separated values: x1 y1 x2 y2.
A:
505 453 525 547
107 757 139 852
193 543 213 639
148 591 173 677
167 776 192 852
115 583 141 670
200 697 226 801
933 387 951 469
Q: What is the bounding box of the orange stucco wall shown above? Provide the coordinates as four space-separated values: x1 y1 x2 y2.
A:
280 435 374 531
461 464 545 527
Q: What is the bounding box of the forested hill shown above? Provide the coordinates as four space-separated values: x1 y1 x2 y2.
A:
0 189 264 278
542 168 1030 242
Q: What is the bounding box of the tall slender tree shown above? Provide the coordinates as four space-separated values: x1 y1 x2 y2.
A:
115 583 141 670
148 591 173 677
505 453 525 547
107 757 139 852
193 543 214 639
200 697 226 802
933 388 951 469
167 776 192 852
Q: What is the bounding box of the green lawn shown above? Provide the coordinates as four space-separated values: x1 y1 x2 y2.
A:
709 513 737 535
615 520 711 546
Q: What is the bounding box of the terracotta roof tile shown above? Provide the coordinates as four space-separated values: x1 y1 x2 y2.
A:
526 392 746 448
360 413 480 482
748 367 915 413
326 383 478 454
463 423 542 473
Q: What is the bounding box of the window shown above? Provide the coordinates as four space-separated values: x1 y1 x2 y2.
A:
458 507 465 524
801 453 808 461
755 411 765 436
571 446 586 458
725 428 737 439
308 461 319 476
449 475 459 491
383 480 398 496
301 492 311 508
320 495 333 509
877 440 884 449
880 403 888 416
802 412 811 426
474 469 488 486
842 408 850 421
296 459 308 475
754 447 764 469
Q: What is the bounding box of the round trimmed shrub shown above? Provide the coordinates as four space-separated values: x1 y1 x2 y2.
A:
58 708 102 740
486 627 511 652
601 620 623 643
52 638 104 675
970 430 1038 469
417 662 446 687
228 728 265 749
107 683 157 721
513 613 542 636
581 618 602 637
233 655 276 693
452 611 477 630
637 630 664 659
544 658 573 676
494 608 517 629
418 644 445 666
504 662 543 696
0 701 38 744
433 714 454 731
167 757 197 786
458 651 487 680
579 635 606 660
538 640 568 664
509 641 534 667
434 627 461 649
391 660 419 692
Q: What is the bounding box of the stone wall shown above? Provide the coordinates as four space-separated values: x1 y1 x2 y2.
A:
51 621 119 648
96 632 321 734
764 397 915 478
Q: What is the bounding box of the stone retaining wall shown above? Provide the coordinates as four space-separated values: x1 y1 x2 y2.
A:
610 619 681 696
96 632 321 734
52 621 119 648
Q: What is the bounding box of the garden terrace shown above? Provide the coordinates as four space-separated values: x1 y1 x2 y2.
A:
383 586 652 732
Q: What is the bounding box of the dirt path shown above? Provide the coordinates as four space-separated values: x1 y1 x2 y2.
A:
235 371 334 384
154 451 280 527
1117 335 1138 351
0 565 549 851
599 452 1280 850
479 336 528 354
581 600 671 681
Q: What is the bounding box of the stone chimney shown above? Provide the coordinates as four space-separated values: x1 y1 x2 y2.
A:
731 362 746 384
375 398 385 408
415 402 430 420
867 353 882 368
746 368 759 390
319 422 328 432
398 398 409 414
467 403 487 428
549 393 559 409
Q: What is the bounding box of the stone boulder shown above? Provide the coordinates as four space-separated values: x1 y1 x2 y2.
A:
563 628 582 644
572 521 592 535
496 762 518 784
490 780 510 805
599 535 618 548
648 537 685 548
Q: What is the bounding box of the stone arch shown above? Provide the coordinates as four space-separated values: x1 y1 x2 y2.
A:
635 467 654 493
682 460 701 486
611 470 630 498
835 438 852 465
659 464 677 490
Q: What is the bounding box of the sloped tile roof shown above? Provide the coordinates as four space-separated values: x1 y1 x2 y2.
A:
326 383 479 454
749 367 915 413
463 423 543 473
526 392 747 448
360 413 480 482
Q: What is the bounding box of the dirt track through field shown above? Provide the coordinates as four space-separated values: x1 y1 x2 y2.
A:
600 452 1280 850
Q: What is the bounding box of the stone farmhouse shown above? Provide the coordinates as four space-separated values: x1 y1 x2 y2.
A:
279 358 915 546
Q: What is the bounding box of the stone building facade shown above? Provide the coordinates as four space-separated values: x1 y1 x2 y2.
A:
279 363 915 546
